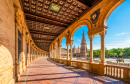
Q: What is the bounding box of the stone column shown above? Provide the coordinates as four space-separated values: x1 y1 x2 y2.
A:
67 44 69 60
51 50 53 58
89 36 94 63
53 48 56 58
27 41 30 66
51 51 52 58
21 34 25 71
58 45 62 59
70 40 73 61
99 31 106 64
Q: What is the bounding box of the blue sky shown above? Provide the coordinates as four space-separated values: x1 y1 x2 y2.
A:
62 0 130 50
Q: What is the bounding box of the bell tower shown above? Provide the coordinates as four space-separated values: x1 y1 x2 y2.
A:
80 31 87 57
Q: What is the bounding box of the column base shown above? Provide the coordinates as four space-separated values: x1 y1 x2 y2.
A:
89 61 94 63
66 60 71 66
99 61 107 65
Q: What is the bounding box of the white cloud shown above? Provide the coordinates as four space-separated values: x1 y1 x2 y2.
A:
115 32 126 36
93 38 130 50
77 39 81 42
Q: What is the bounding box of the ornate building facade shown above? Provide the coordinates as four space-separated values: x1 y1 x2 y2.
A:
73 31 88 57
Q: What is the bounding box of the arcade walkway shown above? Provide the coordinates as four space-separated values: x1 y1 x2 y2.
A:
16 58 128 84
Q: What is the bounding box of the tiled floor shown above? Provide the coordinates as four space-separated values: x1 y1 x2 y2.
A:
16 58 128 84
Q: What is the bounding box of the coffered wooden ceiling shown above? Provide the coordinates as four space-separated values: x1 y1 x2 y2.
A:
20 0 101 51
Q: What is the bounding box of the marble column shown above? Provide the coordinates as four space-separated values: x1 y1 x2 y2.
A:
54 48 56 58
70 40 73 61
58 45 62 59
99 31 106 64
67 44 69 60
89 36 94 63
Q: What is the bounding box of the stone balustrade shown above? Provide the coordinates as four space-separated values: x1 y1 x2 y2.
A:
50 58 130 83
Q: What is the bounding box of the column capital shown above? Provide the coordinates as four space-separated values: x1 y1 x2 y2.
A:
58 45 62 48
89 35 94 40
99 30 107 37
70 40 74 45
66 43 70 46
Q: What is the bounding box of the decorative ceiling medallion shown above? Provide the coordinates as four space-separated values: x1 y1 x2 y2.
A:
74 8 78 11
72 2 77 5
54 13 57 16
65 4 69 7
47 14 51 17
42 35 46 37
58 14 61 17
53 0 58 3
64 13 68 16
24 3 29 6
60 11 64 14
51 4 61 12
32 9 36 12
45 1 50 5
71 11 75 14
45 6 49 9
32 5 36 8
70 6 74 9
25 7 29 10
66 10 70 13
43 13 46 15
32 0 36 4
82 6 86 9
62 8 66 11
69 15 72 17
38 3 42 6
38 7 42 10
78 4 82 8
37 11 41 14
90 9 100 24
44 27 50 30
44 9 47 12
78 10 82 13
59 1 64 5
67 0 73 3
39 0 43 2
49 11 52 14
75 13 79 16
56 17 59 19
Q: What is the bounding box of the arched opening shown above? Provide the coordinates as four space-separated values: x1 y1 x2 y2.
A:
72 25 90 61
104 0 130 65
61 37 67 59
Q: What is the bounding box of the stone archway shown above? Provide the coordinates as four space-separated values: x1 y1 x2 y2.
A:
0 45 14 84
98 0 125 27
70 19 92 40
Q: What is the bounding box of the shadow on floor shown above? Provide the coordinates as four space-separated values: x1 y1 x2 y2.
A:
17 58 129 84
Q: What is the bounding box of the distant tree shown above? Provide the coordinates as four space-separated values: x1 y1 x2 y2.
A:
105 48 109 58
113 53 117 58
119 52 123 57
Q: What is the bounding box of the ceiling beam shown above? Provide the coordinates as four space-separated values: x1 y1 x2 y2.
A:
25 13 69 26
32 37 54 41
34 42 52 43
27 20 66 29
29 29 59 36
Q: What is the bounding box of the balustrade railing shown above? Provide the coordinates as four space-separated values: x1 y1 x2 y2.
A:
50 58 130 83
